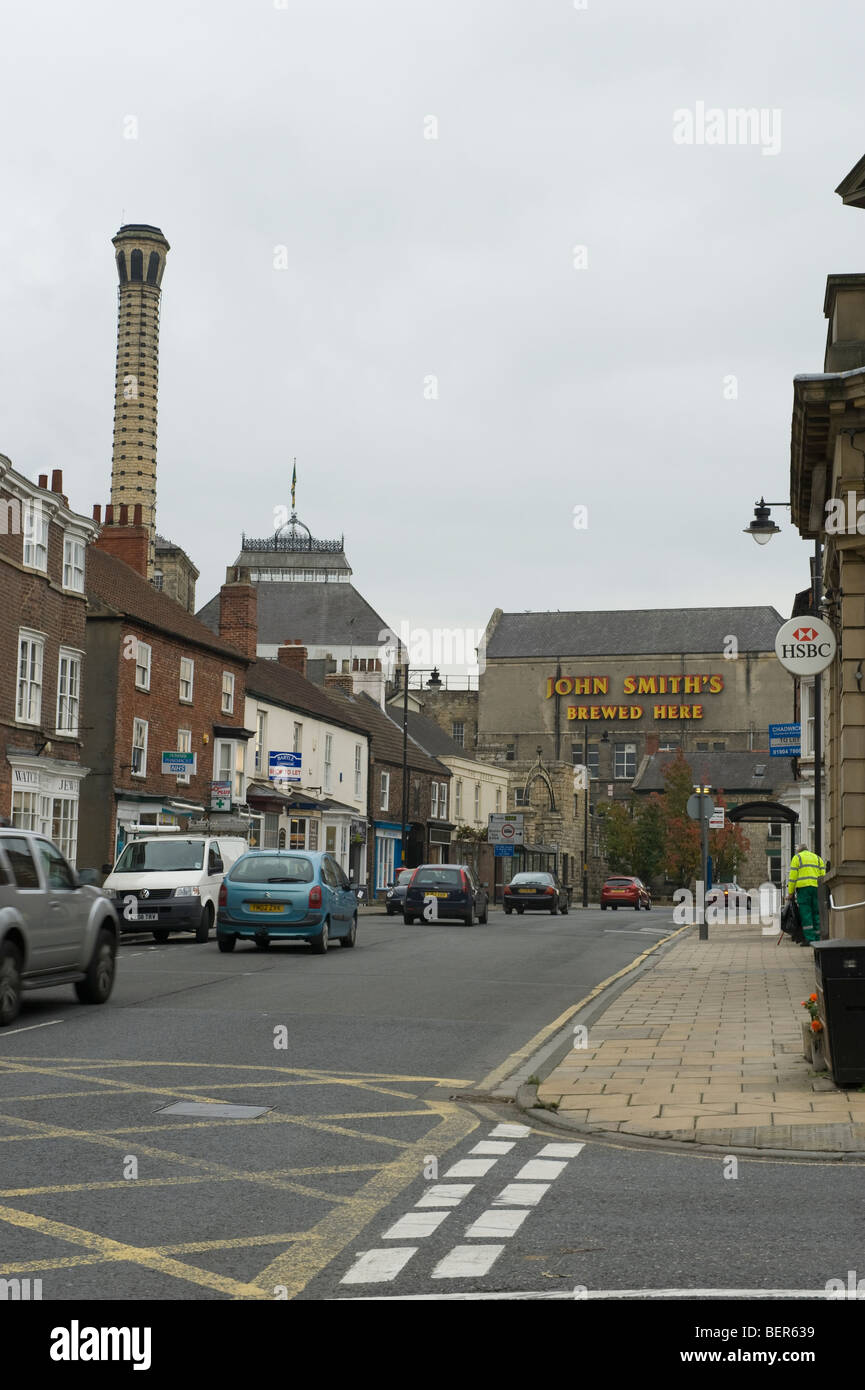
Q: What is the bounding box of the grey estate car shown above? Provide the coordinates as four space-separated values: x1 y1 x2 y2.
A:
0 829 120 1027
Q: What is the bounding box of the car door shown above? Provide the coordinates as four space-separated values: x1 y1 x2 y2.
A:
335 859 356 926
4 835 59 974
34 838 83 968
321 856 343 926
204 841 225 913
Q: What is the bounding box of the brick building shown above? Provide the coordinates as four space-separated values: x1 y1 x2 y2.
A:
78 515 253 868
0 458 99 863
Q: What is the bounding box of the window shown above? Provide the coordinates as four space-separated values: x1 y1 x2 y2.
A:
452 721 464 747
455 780 462 818
440 781 448 821
324 734 333 793
308 819 319 851
222 672 235 715
473 782 480 821
293 722 303 755
495 787 502 812
696 742 709 751
375 836 396 891
132 719 148 777
290 817 307 850
22 504 48 570
354 744 362 798
515 787 528 806
380 770 390 811
177 729 192 785
153 571 164 591
56 649 82 735
431 782 439 818
255 710 266 774
179 656 194 702
3 835 40 887
63 535 85 592
506 744 515 761
36 839 76 889
11 792 49 837
325 825 337 853
16 631 44 724
216 740 245 801
804 681 815 756
614 743 636 780
340 823 348 864
135 641 152 692
51 796 78 862
573 743 600 779
712 741 725 752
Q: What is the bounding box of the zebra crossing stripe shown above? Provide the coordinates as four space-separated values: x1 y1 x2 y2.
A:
492 1182 550 1206
489 1123 530 1138
432 1244 505 1279
464 1208 530 1239
381 1210 450 1240
536 1142 584 1158
470 1141 515 1155
414 1184 474 1208
341 1248 417 1284
514 1159 567 1181
444 1158 498 1178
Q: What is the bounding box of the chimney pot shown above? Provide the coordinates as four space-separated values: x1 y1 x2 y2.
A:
38 474 48 490
92 504 102 523
51 469 63 494
105 504 114 524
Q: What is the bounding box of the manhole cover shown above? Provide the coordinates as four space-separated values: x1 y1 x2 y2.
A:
156 1102 271 1119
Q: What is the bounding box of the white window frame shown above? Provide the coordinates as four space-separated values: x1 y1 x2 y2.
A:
495 786 502 813
293 722 303 755
177 728 192 785
440 781 448 821
324 734 333 793
614 742 637 780
380 770 390 811
221 671 235 715
132 719 148 778
16 629 44 725
22 503 48 571
473 782 480 821
354 744 362 798
179 656 194 703
216 739 245 802
255 709 267 774
56 647 83 735
135 640 152 692
431 782 439 819
62 534 85 592
455 780 462 818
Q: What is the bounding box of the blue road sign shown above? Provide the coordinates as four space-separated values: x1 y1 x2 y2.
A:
494 844 515 858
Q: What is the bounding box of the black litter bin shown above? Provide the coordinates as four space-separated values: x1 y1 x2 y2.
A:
813 939 865 1085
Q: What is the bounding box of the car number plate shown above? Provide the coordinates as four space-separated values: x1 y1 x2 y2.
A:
133 912 158 921
248 903 283 913
517 888 536 894
426 892 448 899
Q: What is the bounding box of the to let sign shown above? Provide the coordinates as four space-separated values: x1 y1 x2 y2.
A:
269 751 302 784
769 722 801 757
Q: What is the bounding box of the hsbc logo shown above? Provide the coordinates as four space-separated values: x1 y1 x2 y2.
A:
792 626 818 641
775 617 836 674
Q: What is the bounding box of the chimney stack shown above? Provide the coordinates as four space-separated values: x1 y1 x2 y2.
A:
324 672 354 695
110 223 170 579
277 639 308 679
219 580 258 661
92 498 149 577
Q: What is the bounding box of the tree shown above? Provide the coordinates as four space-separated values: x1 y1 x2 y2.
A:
709 791 750 880
597 801 634 873
662 750 702 885
598 794 666 882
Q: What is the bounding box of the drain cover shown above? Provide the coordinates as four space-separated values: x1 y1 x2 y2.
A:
156 1102 270 1119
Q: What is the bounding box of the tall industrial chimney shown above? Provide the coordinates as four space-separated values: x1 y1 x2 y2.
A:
109 224 170 578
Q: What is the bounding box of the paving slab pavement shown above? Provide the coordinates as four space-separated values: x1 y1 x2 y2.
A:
535 923 865 1154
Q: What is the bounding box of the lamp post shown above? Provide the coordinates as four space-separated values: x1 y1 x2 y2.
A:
744 498 823 857
400 646 409 872
580 727 609 908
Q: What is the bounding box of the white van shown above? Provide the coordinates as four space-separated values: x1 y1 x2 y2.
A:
103 832 248 942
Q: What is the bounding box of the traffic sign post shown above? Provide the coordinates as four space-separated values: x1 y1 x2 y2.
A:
687 785 713 940
487 814 524 845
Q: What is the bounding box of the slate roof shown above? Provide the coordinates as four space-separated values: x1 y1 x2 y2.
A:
196 582 388 648
632 750 795 795
245 659 370 739
485 607 784 659
403 711 475 762
86 548 248 662
325 690 450 777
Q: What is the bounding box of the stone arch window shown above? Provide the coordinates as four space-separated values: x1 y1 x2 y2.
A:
116 251 127 283
522 765 557 812
146 251 160 284
130 249 143 281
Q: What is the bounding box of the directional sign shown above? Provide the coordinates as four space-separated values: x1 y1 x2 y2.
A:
488 814 524 845
709 806 725 830
775 617 836 675
769 721 801 757
494 844 515 858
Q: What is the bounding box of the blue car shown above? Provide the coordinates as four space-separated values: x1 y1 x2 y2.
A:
216 850 358 954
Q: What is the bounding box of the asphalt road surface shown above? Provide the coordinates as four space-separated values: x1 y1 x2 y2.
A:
1 905 863 1305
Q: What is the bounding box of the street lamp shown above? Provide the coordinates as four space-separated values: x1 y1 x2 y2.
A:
744 496 823 857
581 728 609 908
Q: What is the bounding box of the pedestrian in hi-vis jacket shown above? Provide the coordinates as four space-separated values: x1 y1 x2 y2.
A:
787 843 826 945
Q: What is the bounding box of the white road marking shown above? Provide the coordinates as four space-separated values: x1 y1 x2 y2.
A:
489 1123 530 1138
0 1019 63 1036
340 1247 417 1284
514 1159 567 1181
536 1142 585 1158
444 1158 498 1178
493 1183 550 1206
381 1211 449 1240
431 1244 504 1279
470 1141 515 1155
342 1288 834 1302
464 1208 530 1239
415 1184 474 1208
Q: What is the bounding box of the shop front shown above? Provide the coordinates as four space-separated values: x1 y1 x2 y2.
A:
7 755 90 865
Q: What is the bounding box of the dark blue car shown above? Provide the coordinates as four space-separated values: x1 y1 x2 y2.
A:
217 850 358 954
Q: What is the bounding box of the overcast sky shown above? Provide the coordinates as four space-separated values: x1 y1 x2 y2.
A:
1 0 862 654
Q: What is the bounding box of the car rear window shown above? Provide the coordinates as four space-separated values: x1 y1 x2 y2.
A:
510 874 553 886
607 878 636 886
412 868 464 888
3 837 40 889
230 855 315 883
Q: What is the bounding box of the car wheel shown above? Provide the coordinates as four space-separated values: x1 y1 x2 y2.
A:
340 915 358 948
600 903 606 911
75 928 116 1005
217 935 236 953
0 942 22 1027
645 902 652 911
479 904 488 924
634 902 641 911
403 914 414 925
386 906 395 916
152 929 170 943
516 908 524 915
196 903 214 943
465 905 475 926
560 899 569 915
550 901 558 914
254 935 271 951
504 907 512 915
310 920 329 954
612 906 617 911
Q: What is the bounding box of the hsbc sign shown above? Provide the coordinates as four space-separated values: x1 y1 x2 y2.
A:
774 616 836 675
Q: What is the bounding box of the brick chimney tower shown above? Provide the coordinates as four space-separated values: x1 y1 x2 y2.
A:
110 224 170 579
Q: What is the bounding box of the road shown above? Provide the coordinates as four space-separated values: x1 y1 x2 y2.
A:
1 905 863 1303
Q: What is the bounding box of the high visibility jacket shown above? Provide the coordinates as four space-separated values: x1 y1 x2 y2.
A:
787 850 826 896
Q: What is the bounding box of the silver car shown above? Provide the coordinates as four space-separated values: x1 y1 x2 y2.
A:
0 830 119 1027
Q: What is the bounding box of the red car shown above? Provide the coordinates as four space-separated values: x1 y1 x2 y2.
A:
600 876 652 911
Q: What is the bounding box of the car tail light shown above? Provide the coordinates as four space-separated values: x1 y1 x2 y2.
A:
543 886 554 895
218 883 227 908
309 885 322 909
460 870 468 892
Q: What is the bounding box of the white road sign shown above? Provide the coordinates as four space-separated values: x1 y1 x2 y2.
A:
487 813 525 845
775 616 836 676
